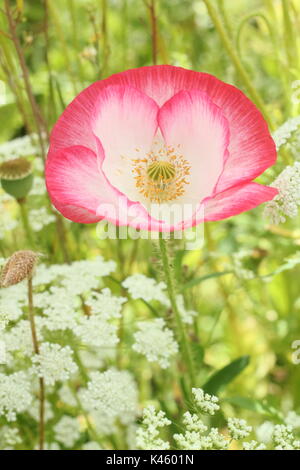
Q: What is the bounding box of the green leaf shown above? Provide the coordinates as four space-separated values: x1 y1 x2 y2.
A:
180 271 232 291
202 355 250 395
224 396 283 420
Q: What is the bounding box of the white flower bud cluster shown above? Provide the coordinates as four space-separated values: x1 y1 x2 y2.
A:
242 440 266 450
136 405 171 450
192 388 220 415
228 418 252 440
272 424 300 450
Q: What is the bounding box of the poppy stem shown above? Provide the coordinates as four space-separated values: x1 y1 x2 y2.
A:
158 235 196 389
18 198 35 248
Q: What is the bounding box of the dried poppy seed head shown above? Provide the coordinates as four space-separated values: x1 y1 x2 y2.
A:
0 158 32 180
0 250 39 288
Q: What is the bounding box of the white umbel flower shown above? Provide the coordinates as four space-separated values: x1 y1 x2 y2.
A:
272 116 300 150
81 368 138 425
133 319 178 368
192 388 220 415
0 426 21 450
54 416 81 448
74 315 119 349
85 288 126 319
0 371 32 421
122 274 169 305
31 342 78 386
264 162 300 223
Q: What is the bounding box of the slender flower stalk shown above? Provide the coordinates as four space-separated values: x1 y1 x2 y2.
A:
18 199 35 248
158 235 196 388
27 277 45 451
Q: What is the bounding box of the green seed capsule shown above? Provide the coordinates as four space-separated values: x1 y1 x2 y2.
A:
147 161 176 182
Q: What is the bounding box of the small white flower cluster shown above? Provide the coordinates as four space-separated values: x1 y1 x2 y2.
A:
228 418 252 440
122 274 169 305
74 315 119 349
174 411 228 450
243 440 266 450
35 286 79 332
0 371 32 421
4 319 43 358
272 116 300 150
137 399 300 450
59 258 116 296
54 416 81 448
85 288 126 319
136 406 171 450
174 427 227 450
29 207 56 232
81 368 138 426
182 411 208 433
0 426 21 450
0 134 42 160
264 162 300 224
31 342 78 386
272 424 300 450
0 281 27 321
133 319 178 368
192 388 220 415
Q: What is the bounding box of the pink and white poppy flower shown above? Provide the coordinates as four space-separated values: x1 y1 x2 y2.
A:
46 65 277 231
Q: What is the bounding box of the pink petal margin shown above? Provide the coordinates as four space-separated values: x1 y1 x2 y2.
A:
203 182 278 222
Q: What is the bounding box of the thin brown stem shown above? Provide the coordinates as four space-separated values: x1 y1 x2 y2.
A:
27 277 45 451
